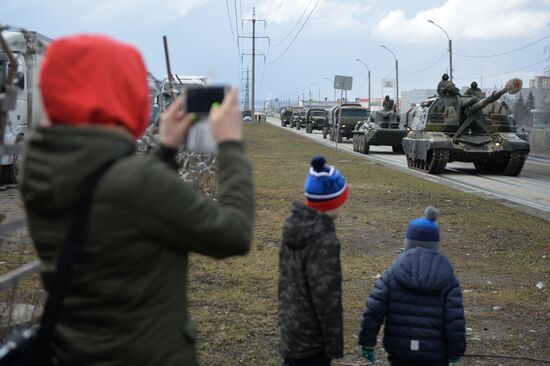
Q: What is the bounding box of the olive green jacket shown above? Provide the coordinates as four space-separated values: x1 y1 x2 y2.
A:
20 126 254 366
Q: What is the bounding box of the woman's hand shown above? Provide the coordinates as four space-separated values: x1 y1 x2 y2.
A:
158 97 194 148
209 88 242 143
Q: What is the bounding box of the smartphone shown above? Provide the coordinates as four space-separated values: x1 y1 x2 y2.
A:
183 86 227 153
185 86 226 115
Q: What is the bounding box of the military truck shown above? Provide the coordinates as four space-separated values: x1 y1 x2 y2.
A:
305 108 328 134
0 30 52 184
402 78 529 176
280 108 293 127
327 103 369 142
352 110 407 154
291 108 306 129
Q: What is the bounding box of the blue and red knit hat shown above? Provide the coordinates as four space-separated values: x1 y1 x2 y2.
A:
304 156 349 212
404 206 441 252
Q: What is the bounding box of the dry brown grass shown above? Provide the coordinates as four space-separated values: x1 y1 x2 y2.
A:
189 123 550 365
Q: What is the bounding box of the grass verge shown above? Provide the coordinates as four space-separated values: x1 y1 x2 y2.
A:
189 123 550 365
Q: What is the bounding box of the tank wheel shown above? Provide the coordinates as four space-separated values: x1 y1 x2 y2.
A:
426 149 449 174
503 151 527 176
362 136 370 154
392 145 404 154
322 127 328 140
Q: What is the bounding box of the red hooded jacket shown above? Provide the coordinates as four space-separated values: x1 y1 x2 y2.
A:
40 34 150 138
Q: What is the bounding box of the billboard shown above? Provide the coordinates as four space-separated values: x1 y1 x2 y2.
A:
383 79 395 88
334 75 353 91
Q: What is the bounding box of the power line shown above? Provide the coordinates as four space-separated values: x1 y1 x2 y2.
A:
225 0 237 46
272 0 286 22
265 0 274 22
403 50 448 73
233 0 240 39
454 34 550 58
268 0 320 64
270 0 315 47
454 58 547 80
232 0 243 66
473 28 550 53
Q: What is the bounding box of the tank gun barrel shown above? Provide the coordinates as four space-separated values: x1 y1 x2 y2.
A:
470 78 522 112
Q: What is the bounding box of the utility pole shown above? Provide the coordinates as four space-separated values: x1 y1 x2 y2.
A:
428 20 453 82
355 59 371 110
381 45 399 112
241 7 267 122
243 67 250 111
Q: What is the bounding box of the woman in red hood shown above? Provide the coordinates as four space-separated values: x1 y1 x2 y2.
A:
20 34 254 366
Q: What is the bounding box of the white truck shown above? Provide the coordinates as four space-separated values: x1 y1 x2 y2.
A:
0 30 52 184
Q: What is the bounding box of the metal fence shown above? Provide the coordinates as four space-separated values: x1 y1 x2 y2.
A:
0 209 44 340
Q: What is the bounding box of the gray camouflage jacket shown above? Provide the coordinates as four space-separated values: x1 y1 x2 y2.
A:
278 203 343 360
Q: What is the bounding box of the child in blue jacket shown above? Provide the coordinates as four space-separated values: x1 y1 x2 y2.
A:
358 206 466 366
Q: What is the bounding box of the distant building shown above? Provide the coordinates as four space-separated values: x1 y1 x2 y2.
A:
529 76 550 89
400 89 437 109
500 75 550 128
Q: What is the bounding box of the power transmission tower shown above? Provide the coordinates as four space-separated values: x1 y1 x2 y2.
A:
242 67 250 111
240 7 268 121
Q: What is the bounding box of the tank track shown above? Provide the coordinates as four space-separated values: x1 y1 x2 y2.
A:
503 151 527 176
407 149 449 174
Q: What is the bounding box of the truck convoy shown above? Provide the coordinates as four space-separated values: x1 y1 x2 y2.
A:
327 103 369 142
0 29 52 184
402 78 529 176
280 107 293 127
304 108 328 134
291 108 306 129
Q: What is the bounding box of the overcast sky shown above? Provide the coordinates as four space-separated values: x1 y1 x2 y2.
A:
4 0 550 104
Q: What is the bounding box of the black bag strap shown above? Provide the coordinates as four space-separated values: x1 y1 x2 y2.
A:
36 161 116 339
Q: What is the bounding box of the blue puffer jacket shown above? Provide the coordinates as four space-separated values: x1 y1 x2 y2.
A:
358 247 466 363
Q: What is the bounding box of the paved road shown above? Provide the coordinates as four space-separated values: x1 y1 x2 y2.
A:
266 118 550 220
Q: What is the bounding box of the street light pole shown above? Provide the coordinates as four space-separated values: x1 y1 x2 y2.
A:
310 82 321 105
355 58 371 111
381 45 399 112
324 77 336 103
428 19 452 81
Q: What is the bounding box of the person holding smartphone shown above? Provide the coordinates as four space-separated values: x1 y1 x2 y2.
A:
20 34 254 366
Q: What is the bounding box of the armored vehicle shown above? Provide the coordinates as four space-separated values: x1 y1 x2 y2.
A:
280 108 293 127
305 108 328 134
352 110 407 154
402 78 529 176
291 108 306 129
327 103 369 142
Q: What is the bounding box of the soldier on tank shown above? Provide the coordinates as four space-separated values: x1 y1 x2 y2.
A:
437 73 459 97
464 81 483 97
382 95 395 112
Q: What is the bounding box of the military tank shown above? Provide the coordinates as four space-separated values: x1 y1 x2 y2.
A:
352 110 407 154
402 78 529 176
